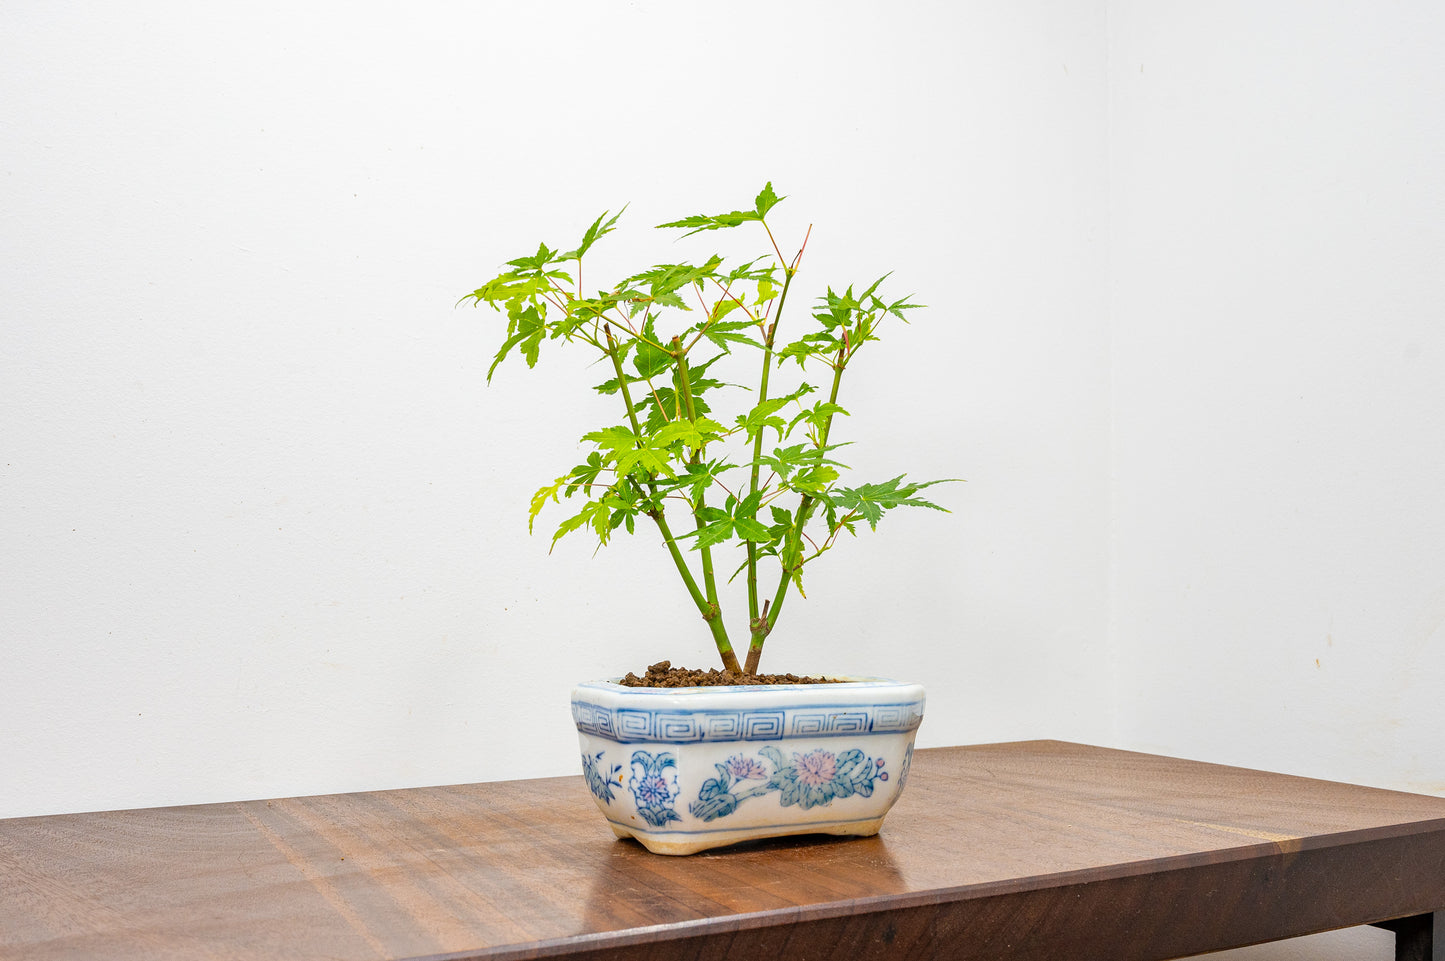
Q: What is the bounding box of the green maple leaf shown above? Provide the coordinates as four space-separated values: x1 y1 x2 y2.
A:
830 476 958 531
754 182 785 218
558 206 627 261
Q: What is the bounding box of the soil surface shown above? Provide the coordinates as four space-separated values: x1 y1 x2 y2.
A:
618 660 844 688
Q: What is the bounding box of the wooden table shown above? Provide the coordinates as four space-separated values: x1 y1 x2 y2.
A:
2 741 1443 961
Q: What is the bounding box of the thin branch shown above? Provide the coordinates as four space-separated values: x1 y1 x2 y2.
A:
761 220 787 269
791 224 813 271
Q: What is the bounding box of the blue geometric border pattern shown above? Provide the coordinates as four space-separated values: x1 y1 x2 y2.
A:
571 699 924 744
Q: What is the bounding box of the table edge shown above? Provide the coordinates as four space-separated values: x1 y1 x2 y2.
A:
403 814 1445 961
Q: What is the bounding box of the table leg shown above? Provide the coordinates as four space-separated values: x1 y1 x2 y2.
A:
1372 911 1441 961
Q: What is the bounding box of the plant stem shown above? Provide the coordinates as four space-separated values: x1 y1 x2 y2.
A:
746 348 846 674
605 327 740 674
745 270 793 630
672 338 725 649
654 509 738 668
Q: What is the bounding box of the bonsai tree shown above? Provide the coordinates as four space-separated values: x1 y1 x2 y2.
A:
465 184 953 677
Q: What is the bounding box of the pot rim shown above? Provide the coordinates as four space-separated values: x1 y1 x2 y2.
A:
578 675 916 694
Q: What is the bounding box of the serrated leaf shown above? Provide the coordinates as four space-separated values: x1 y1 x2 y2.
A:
736 395 793 442
567 451 606 495
551 499 612 552
708 297 742 324
695 504 730 525
776 331 844 368
652 416 724 452
632 335 673 381
721 258 774 284
702 319 763 352
733 516 771 542
787 401 850 439
651 420 701 449
886 295 924 322
559 205 628 262
592 373 636 396
656 209 762 237
852 498 885 529
690 519 734 551
677 459 733 503
614 446 673 478
550 510 590 545
486 304 546 381
753 182 784 218
641 387 688 432
529 477 567 534
858 272 892 304
676 353 733 398
757 443 809 479
581 425 641 452
791 465 839 493
831 476 960 531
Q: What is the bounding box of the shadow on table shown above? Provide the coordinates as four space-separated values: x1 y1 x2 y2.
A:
576 829 908 934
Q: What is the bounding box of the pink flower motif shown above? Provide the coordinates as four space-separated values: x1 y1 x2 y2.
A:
635 774 674 808
793 749 837 787
725 755 769 780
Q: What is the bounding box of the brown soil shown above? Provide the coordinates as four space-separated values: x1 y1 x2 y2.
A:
617 660 844 688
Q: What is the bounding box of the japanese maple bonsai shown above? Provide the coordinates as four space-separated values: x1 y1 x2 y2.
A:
464 184 950 852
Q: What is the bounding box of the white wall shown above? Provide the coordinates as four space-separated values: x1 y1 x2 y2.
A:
1 1 1112 818
1109 0 1445 795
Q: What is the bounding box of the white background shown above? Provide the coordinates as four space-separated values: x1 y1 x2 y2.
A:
2 3 1440 959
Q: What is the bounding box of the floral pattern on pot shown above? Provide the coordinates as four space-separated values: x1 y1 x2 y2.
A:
628 750 682 827
689 745 887 822
582 750 622 803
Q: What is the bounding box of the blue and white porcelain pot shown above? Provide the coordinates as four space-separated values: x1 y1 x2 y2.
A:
570 677 925 855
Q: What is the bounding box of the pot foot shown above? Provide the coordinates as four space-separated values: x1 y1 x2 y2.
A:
614 817 885 856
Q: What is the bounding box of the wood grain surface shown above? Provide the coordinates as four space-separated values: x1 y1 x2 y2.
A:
2 741 1443 961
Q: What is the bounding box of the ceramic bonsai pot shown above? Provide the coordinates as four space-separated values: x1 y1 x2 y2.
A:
571 677 925 855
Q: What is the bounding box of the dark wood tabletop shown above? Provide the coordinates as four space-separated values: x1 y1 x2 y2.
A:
3 740 1443 961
